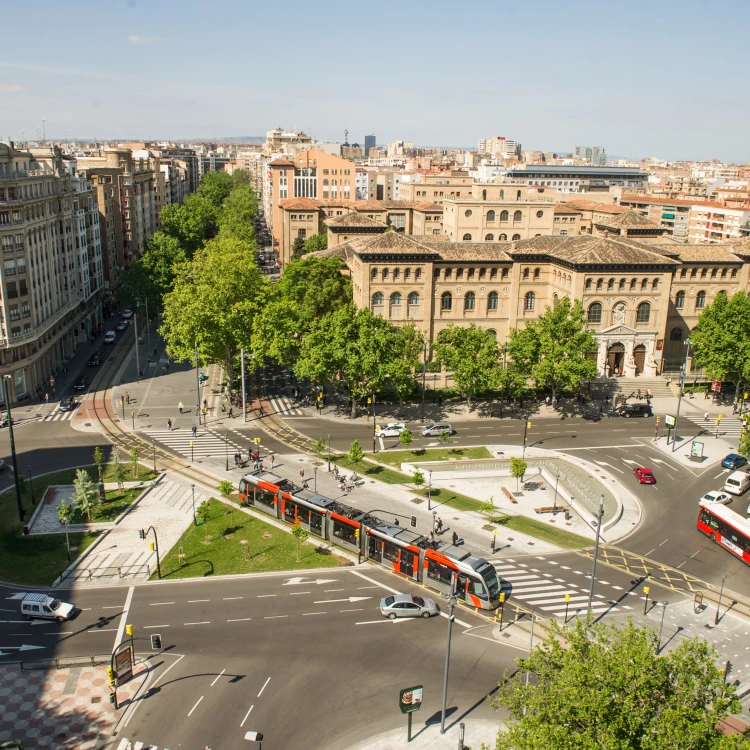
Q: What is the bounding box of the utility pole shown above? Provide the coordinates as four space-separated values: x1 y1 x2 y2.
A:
241 348 247 423
133 304 140 377
195 340 201 425
421 340 427 422
3 376 25 522
586 495 605 616
440 575 457 734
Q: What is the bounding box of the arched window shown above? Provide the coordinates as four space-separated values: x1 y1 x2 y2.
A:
323 178 329 185
619 278 626 290
636 302 651 323
487 291 498 310
681 268 687 278
711 268 717 278
721 268 727 278
585 279 592 291
462 233 472 241
717 289 727 299
587 302 602 323
501 268 509 279
371 292 384 310
464 291 475 310
701 268 708 278
485 234 494 241
479 268 486 279
523 268 530 279
382 268 389 280
371 268 378 279
652 279 658 290
513 210 523 222
441 292 452 311
533 268 540 279
415 268 422 279
487 210 495 221
641 278 648 290
670 326 683 341
490 268 498 279
524 291 536 311
404 268 411 280
608 278 615 291
675 290 685 309
512 234 521 241
393 268 400 281
499 233 507 241
408 292 420 306
696 290 706 309
500 210 509 222
597 278 603 291
487 329 497 339
630 278 637 290
390 292 402 305
456 268 464 279
445 268 452 278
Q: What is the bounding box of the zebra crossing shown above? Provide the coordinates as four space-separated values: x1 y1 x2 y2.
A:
39 405 77 422
686 414 746 437
491 557 637 620
115 739 168 750
140 427 244 460
268 394 305 418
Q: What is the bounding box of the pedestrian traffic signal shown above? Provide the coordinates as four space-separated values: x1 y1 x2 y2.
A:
526 422 532 429
254 437 261 444
150 634 162 650
718 414 724 421
149 542 155 551
138 529 144 539
125 624 133 637
644 586 650 596
354 529 360 539
410 515 417 528
565 593 570 603
655 416 660 423
499 593 505 604
107 667 115 687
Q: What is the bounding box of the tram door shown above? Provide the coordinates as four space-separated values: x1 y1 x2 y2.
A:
456 573 470 601
400 549 416 578
368 536 383 563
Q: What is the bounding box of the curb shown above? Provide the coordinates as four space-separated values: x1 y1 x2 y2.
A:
52 528 112 588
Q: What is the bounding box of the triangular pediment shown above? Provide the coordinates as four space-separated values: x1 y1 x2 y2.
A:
599 324 638 336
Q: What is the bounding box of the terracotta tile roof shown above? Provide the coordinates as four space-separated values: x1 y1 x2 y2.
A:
353 232 440 256
325 212 388 229
595 209 662 229
553 203 582 215
564 199 628 214
423 243 513 261
412 202 444 212
269 158 295 166
650 244 742 262
621 194 750 211
279 198 352 210
353 199 418 210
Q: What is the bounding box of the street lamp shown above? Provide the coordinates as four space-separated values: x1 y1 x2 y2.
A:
314 466 318 493
191 484 196 526
672 339 690 453
421 340 427 422
427 470 432 511
715 573 728 625
3 375 25 522
586 494 605 616
194 340 201 426
440 575 457 734
28 465 35 506
327 434 331 473
553 471 560 511
657 601 669 654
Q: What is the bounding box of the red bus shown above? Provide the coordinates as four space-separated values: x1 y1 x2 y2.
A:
697 504 750 565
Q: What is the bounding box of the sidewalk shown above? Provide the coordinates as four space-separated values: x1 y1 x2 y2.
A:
345 718 501 750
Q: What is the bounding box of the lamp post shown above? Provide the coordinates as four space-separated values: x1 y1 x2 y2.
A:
372 392 377 454
152 442 156 474
421 340 427 422
143 297 151 355
672 339 690 453
657 601 669 654
586 494 605 616
715 573 727 625
191 484 196 526
427 470 432 511
133 303 140 377
225 433 229 471
3 376 25 522
195 340 201 426
314 466 318 492
553 471 560 511
28 465 35 506
327 434 331 473
440 575 457 734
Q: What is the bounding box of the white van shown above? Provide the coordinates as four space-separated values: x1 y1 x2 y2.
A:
723 471 750 496
21 593 75 622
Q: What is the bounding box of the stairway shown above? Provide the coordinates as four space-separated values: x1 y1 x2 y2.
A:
587 377 675 400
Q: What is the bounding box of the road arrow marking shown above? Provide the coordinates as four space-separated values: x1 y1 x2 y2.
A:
621 459 638 465
355 618 414 625
593 461 624 474
283 577 338 586
0 644 45 652
314 596 372 604
5 593 27 600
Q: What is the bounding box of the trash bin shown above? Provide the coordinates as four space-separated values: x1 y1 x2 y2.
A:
22 525 29 535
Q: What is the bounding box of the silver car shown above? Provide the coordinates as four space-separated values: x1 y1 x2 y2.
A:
420 423 452 437
380 594 438 619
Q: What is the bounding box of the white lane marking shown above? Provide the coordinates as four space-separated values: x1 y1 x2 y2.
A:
714 472 726 479
223 597 243 601
302 612 326 616
439 612 472 628
356 618 414 625
188 599 210 603
240 705 254 727
227 618 252 622
351 570 401 595
150 602 176 606
257 677 271 697
187 696 204 717
340 608 364 612
143 625 169 629
113 586 134 652
289 592 310 596
210 669 226 687
123 653 184 729
184 621 211 626
314 596 371 604
264 615 287 619
593 461 624 474
356 586 380 590
324 589 345 592
102 606 124 610
257 595 276 598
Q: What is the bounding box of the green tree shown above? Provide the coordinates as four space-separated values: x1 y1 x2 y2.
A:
303 233 328 254
291 236 306 260
196 500 211 541
398 428 413 446
487 618 742 750
389 322 423 414
129 446 139 479
348 439 364 465
739 424 750 456
231 169 251 187
507 297 598 402
434 324 502 412
412 468 425 488
311 436 328 455
291 523 309 563
690 291 750 404
112 450 127 492
510 457 527 493
57 501 74 561
160 193 219 256
71 469 101 522
437 429 452 445
93 446 105 482
217 480 233 500
199 171 234 207
218 184 258 244
161 235 269 389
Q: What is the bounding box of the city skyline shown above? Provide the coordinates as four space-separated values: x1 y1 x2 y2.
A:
1 0 749 162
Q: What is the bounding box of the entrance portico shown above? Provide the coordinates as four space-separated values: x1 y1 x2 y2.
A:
595 324 658 378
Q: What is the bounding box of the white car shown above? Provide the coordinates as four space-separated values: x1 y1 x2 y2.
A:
375 422 407 438
104 331 116 344
699 491 732 507
121 309 133 319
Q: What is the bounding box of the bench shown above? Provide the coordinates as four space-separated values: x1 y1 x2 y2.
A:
502 487 517 504
534 506 563 515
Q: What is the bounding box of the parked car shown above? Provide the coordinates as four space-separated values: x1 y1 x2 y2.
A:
633 466 656 484
59 397 76 412
87 351 101 367
121 309 133 319
721 453 748 470
699 490 732 507
379 594 438 620
73 375 89 391
21 593 75 622
420 423 453 437
115 321 128 331
375 422 407 438
618 404 653 418
104 331 116 344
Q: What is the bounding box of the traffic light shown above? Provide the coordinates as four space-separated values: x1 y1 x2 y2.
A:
410 515 417 528
107 667 115 687
125 624 133 637
655 416 660 423
499 592 505 604
149 542 155 551
151 634 162 650
564 593 570 603
138 529 144 540
354 529 360 539
527 421 532 429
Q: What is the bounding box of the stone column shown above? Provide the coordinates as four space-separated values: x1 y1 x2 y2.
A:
624 338 637 378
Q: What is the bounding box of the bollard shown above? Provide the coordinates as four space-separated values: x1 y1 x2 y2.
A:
458 722 465 750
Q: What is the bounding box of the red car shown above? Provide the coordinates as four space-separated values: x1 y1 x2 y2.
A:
633 466 656 484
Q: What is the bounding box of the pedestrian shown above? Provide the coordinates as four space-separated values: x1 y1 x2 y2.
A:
192 424 197 437
228 407 233 418
126 391 130 405
270 453 275 468
436 517 443 533
452 531 459 546
178 401 183 414
429 531 436 548
637 389 642 400
438 394 443 407
221 403 227 414
258 405 265 417
259 461 264 472
300 469 305 483
704 412 710 421
394 518 400 526
203 399 208 410
167 418 172 431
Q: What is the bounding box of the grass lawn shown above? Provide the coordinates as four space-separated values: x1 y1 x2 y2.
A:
374 446 492 468
73 487 143 523
414 487 484 512
492 515 594 550
155 499 348 580
332 456 408 485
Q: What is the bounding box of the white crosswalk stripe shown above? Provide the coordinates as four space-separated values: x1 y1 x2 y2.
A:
491 560 623 619
116 740 167 750
268 395 304 417
141 428 243 460
686 415 746 436
39 405 75 422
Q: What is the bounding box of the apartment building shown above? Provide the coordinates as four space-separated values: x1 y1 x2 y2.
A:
618 195 694 238
0 142 103 403
478 137 522 159
574 146 607 165
688 202 750 244
263 129 312 156
398 173 474 204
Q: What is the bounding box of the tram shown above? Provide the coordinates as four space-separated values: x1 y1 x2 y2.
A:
238 470 502 609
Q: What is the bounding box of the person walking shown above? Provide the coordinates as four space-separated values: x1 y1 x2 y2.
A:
192 424 198 438
270 453 275 469
452 531 459 546
429 531 436 548
167 418 173 431
178 401 184 414
228 407 234 418
393 518 400 526
436 517 443 534
125 391 130 405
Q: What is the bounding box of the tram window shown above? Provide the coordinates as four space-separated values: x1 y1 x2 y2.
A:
297 507 311 525
245 487 255 506
256 488 276 509
283 501 296 523
332 519 357 545
470 579 487 598
427 559 455 585
383 542 400 563
368 537 383 562
310 511 323 535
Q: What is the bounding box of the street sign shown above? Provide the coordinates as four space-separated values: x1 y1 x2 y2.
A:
712 380 722 392
664 414 676 427
113 642 134 686
690 441 704 462
399 685 423 715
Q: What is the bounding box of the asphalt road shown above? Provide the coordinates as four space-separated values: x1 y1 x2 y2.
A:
0 569 517 750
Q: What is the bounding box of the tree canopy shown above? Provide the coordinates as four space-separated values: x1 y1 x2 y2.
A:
691 291 750 402
159 193 219 256
488 618 744 750
507 297 598 400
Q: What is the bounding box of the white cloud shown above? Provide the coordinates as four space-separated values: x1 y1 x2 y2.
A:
0 83 24 93
127 35 166 45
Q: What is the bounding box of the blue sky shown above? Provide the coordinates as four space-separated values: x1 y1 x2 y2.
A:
1 0 748 161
